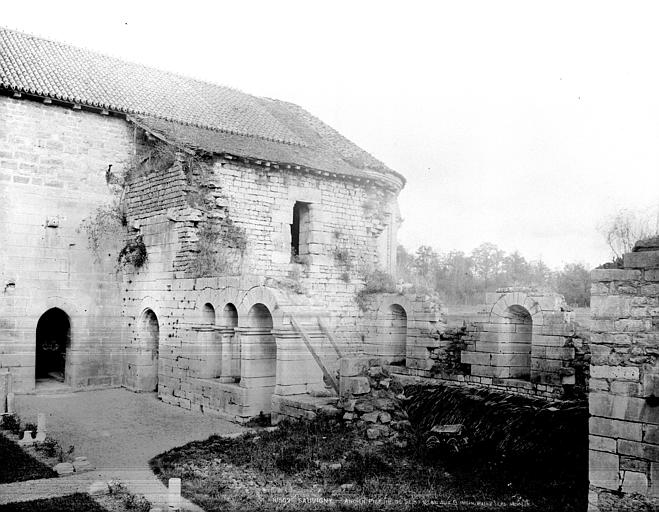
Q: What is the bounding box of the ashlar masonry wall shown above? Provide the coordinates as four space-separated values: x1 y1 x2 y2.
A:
589 253 659 511
119 138 404 419
0 96 133 392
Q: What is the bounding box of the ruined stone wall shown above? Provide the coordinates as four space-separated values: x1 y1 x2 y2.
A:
123 152 403 357
119 149 403 419
384 289 589 400
0 97 133 392
589 257 659 511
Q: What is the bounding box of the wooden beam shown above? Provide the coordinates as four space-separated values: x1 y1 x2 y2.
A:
317 317 344 359
290 316 339 394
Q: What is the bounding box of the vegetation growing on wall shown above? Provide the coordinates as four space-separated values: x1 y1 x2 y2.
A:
77 201 126 262
191 218 246 277
117 235 148 270
355 269 398 311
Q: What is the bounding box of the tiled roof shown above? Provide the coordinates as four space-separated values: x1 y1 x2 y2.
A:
0 27 404 185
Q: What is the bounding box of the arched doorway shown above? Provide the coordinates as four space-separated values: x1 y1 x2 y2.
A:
36 308 70 383
504 305 532 380
139 309 160 392
386 304 407 364
243 303 276 413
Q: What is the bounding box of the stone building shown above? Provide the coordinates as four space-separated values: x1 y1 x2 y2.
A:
0 27 414 421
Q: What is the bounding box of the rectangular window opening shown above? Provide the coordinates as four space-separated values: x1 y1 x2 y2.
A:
291 201 310 261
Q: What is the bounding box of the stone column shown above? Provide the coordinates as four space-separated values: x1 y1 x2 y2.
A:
217 327 236 383
238 327 276 390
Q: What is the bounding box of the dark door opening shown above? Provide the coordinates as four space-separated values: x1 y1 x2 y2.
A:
36 308 70 382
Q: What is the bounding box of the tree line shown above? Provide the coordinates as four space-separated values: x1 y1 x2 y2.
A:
396 242 591 307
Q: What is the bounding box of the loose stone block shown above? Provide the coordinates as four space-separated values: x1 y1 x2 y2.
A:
339 357 370 378
18 430 33 445
340 376 370 396
362 411 379 423
53 462 74 475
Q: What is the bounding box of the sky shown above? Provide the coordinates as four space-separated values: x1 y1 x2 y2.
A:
4 0 659 269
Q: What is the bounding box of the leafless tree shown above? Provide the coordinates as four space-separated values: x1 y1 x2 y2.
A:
598 208 658 261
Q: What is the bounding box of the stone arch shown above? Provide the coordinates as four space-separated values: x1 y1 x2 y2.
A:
487 293 539 380
35 307 71 385
489 291 544 328
374 295 414 364
201 303 216 325
237 286 286 330
221 303 239 328
501 304 533 380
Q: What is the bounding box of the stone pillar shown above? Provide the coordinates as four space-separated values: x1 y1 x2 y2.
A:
217 327 236 383
35 413 46 442
230 329 241 381
238 327 276 390
589 246 659 511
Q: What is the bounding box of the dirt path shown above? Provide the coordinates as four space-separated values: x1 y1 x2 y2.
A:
9 388 244 510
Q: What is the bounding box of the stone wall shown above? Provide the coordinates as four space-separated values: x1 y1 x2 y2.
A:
0 96 132 392
384 288 589 400
589 252 659 511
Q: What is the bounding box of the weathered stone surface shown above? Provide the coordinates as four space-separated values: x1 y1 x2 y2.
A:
589 450 620 490
379 412 392 424
362 411 380 423
340 376 371 396
354 401 375 413
591 366 639 381
366 428 380 440
624 251 659 269
339 358 370 378
621 471 648 495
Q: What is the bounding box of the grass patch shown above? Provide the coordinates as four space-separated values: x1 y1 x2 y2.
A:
150 406 585 512
0 493 108 512
0 433 57 484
